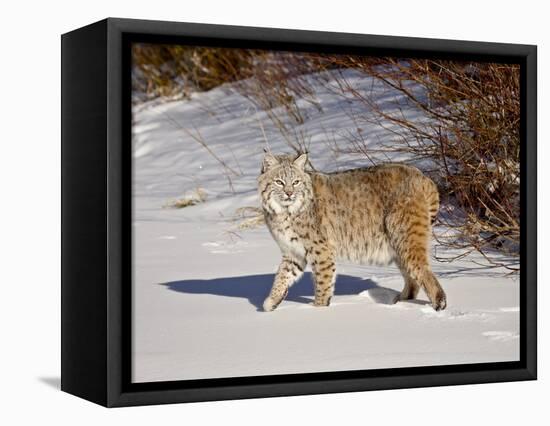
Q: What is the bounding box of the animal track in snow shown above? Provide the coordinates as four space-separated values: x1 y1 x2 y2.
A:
202 240 248 254
420 307 490 321
498 307 520 313
478 306 520 314
482 331 519 342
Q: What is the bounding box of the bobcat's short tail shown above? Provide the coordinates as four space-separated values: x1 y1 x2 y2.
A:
426 179 440 223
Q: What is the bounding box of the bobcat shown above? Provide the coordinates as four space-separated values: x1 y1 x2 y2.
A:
258 153 447 312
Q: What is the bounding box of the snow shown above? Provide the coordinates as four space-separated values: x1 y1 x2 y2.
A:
131 70 519 383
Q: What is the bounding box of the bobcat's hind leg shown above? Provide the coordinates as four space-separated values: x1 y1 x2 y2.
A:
411 268 446 311
263 256 306 311
386 202 446 311
394 272 420 304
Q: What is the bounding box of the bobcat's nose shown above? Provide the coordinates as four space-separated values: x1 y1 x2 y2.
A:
285 190 294 197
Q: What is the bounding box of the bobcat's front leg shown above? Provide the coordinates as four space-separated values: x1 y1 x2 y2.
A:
263 256 306 311
310 246 336 307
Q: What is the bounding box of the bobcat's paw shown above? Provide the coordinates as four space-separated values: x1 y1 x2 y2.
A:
313 296 332 308
263 297 280 312
432 292 447 311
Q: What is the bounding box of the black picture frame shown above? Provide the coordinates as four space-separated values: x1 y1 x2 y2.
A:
61 17 537 407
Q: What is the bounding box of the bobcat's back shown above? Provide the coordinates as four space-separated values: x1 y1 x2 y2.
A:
310 163 439 265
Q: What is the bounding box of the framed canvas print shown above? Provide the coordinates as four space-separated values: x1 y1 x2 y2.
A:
61 18 537 407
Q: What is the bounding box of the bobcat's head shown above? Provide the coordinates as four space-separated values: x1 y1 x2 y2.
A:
258 153 312 215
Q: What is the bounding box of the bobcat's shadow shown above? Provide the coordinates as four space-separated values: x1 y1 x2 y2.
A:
161 273 402 311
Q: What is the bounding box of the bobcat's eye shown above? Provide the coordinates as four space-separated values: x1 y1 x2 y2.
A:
274 179 285 186
292 179 301 186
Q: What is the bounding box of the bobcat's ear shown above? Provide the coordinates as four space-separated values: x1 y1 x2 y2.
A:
262 154 280 173
293 153 308 170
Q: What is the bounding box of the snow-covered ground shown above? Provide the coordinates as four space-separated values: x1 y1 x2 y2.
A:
132 70 519 383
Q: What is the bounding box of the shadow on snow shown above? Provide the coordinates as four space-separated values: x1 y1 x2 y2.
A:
160 273 410 311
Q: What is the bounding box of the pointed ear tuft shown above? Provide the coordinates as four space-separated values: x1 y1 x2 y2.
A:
293 153 308 170
262 154 279 173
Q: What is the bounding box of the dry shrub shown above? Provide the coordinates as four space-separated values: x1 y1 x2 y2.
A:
232 207 265 230
132 43 262 100
325 57 520 269
235 52 327 122
163 188 207 209
232 52 332 156
133 44 326 156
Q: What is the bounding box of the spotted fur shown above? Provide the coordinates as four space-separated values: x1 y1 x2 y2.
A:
258 153 446 312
